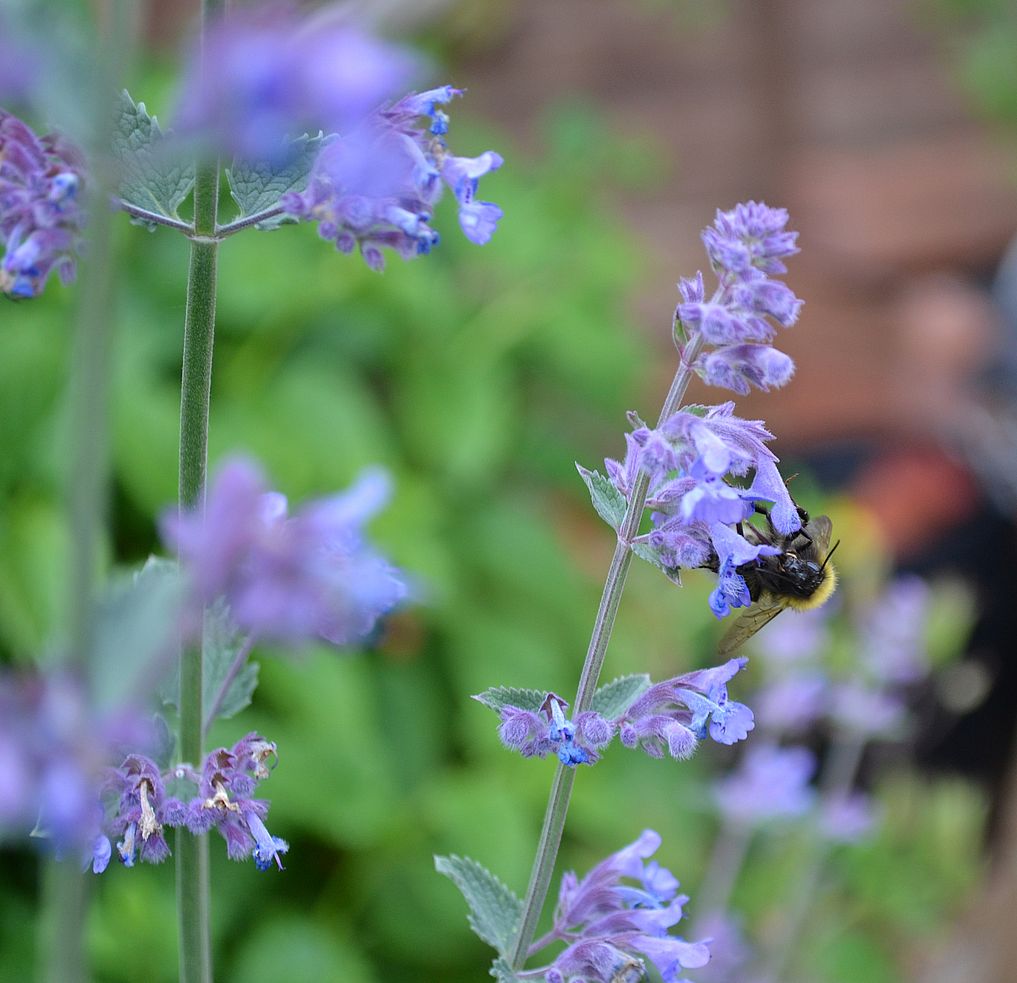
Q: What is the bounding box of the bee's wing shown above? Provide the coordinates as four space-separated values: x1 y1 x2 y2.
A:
717 595 787 656
807 515 833 556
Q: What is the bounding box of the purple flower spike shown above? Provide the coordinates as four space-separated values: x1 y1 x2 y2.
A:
492 694 608 767
702 201 799 278
0 111 86 299
162 456 406 648
537 831 709 983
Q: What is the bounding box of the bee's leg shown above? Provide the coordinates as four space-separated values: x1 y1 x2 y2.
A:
753 503 780 539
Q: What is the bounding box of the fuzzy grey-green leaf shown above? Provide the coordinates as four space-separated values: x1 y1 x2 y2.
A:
112 90 194 219
435 855 522 955
576 464 627 531
592 674 652 718
226 132 328 228
473 686 547 714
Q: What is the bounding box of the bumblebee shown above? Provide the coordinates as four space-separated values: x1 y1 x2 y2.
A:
717 508 838 656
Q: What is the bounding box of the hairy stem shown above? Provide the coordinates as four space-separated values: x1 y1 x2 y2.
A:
175 4 224 977
508 335 705 971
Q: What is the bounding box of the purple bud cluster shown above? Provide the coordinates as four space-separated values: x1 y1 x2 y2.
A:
678 202 802 396
488 658 754 768
532 830 710 982
281 86 503 269
0 110 85 299
162 456 406 647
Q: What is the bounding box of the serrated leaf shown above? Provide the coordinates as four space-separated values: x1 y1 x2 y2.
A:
490 958 522 982
435 855 522 956
630 541 682 585
90 556 185 712
112 90 194 219
160 600 258 726
592 674 652 719
472 686 547 714
226 132 328 229
576 464 627 531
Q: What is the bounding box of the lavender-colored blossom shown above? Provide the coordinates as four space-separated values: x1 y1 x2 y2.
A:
700 344 795 396
819 792 877 844
754 672 828 734
175 6 420 158
707 522 780 619
492 693 611 767
857 576 930 684
685 912 753 983
679 458 760 527
619 657 755 754
0 110 85 299
103 754 185 867
828 681 907 738
162 456 406 647
701 201 799 278
537 831 709 982
0 672 156 867
713 743 816 826
281 86 503 268
751 605 830 663
187 733 288 870
673 203 802 396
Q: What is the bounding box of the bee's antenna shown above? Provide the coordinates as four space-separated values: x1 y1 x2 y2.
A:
820 539 841 572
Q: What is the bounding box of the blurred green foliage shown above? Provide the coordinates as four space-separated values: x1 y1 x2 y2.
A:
0 86 987 983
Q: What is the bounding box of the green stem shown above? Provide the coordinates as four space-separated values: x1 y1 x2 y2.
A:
508 335 705 971
176 156 220 983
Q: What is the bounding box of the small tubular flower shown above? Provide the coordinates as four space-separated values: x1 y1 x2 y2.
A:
0 111 85 299
493 694 611 767
104 754 185 866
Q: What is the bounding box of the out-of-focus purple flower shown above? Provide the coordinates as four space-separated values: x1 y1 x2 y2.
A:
0 671 156 867
713 743 816 827
754 672 828 734
819 792 877 844
162 456 406 647
492 693 612 767
185 733 288 870
281 86 503 268
857 576 930 684
828 681 907 738
175 6 421 158
750 606 830 663
537 830 710 982
618 657 755 754
0 110 85 299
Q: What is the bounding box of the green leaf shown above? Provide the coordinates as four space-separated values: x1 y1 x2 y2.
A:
576 464 626 531
434 855 522 956
592 673 651 718
90 556 184 712
490 958 522 982
160 600 258 725
112 90 194 220
472 686 547 714
226 132 328 229
630 541 682 585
